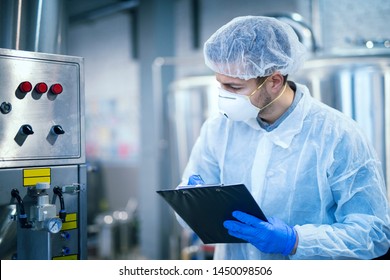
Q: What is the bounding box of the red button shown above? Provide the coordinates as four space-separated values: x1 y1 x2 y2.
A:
35 83 48 94
19 81 33 93
50 83 63 95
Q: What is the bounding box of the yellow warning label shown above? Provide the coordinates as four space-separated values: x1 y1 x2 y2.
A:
24 168 51 177
62 221 77 231
62 213 78 230
23 168 51 186
53 254 78 260
65 213 77 222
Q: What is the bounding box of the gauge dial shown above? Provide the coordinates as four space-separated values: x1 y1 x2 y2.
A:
46 218 62 234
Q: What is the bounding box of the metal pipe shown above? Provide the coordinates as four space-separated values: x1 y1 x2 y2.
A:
310 0 322 52
0 0 67 54
15 0 23 50
0 0 23 50
385 70 390 201
33 0 43 51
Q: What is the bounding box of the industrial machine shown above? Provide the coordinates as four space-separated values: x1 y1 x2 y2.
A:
0 48 86 260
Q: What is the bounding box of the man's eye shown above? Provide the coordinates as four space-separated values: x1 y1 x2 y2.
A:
229 85 243 91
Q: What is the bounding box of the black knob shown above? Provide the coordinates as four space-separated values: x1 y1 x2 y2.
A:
0 102 12 114
20 124 34 135
52 125 65 135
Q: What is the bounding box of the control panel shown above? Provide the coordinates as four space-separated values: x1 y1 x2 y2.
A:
0 49 85 167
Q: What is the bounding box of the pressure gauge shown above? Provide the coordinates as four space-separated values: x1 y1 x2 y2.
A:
45 217 63 234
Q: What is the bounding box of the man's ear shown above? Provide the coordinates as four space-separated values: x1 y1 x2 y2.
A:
268 73 284 92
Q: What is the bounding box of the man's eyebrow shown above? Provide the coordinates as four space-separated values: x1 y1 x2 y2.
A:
219 81 244 86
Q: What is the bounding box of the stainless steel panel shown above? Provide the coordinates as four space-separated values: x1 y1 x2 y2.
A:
0 48 85 168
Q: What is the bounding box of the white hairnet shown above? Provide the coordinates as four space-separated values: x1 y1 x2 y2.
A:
204 16 307 80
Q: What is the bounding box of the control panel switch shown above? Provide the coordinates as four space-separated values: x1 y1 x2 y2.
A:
0 102 12 114
51 125 65 135
20 124 34 135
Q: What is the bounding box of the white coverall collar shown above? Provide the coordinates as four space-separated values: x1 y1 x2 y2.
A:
244 83 312 149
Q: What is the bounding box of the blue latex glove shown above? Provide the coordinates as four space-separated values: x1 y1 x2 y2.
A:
223 211 297 256
188 174 205 185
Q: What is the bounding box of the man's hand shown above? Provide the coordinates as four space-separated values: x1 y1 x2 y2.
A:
223 211 297 256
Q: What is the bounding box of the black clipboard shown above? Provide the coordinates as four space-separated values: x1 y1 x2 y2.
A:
157 184 267 244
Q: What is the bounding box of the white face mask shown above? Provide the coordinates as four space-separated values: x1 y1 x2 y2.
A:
218 79 287 121
218 87 260 121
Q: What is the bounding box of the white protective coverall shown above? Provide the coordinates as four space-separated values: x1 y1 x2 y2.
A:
180 83 390 260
